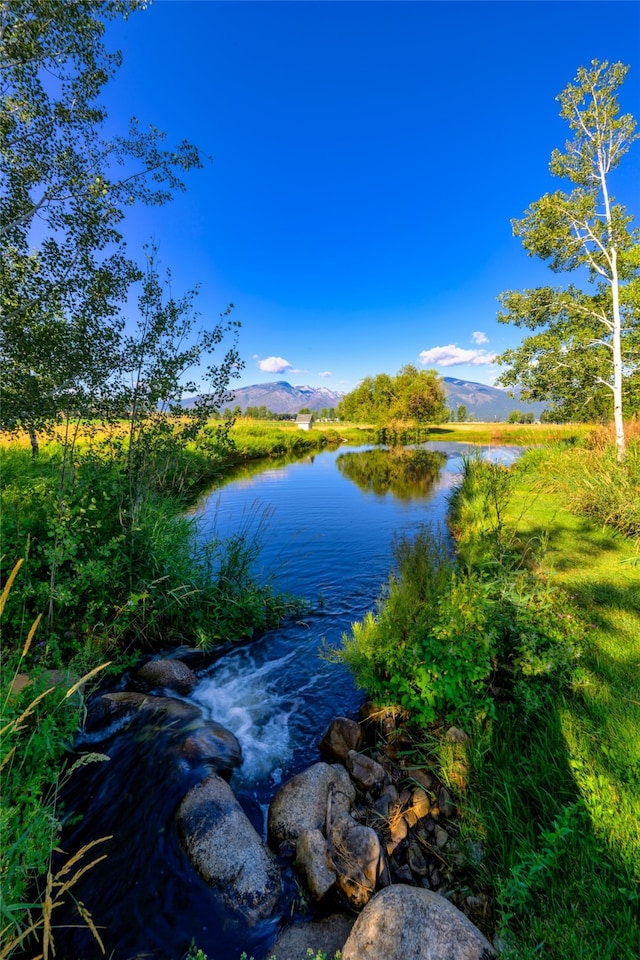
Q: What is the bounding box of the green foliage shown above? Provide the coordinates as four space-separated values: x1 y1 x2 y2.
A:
0 1 204 450
496 802 580 927
571 436 640 540
337 365 446 425
0 444 304 664
507 409 534 424
339 489 584 729
229 421 333 459
496 60 639 459
0 563 112 958
456 445 640 958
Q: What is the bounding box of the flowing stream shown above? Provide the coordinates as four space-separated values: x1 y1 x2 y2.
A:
56 441 521 960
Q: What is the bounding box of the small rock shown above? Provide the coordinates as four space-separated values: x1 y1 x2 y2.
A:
346 750 386 794
467 840 485 865
410 787 430 820
446 725 471 744
403 808 418 829
372 793 393 820
407 840 428 877
435 824 449 848
466 893 489 910
387 810 408 846
405 767 435 791
135 658 197 695
330 812 385 910
9 673 32 697
372 785 398 823
318 717 363 763
438 786 456 819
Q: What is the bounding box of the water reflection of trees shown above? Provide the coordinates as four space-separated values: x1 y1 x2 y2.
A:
336 448 447 500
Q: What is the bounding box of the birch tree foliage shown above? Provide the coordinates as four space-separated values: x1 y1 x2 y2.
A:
0 1 202 450
496 60 639 458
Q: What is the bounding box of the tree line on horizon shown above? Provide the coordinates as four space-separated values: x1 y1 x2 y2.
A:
0 0 637 461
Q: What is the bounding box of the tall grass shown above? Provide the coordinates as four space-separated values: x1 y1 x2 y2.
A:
451 448 640 958
0 441 306 666
338 443 639 957
0 562 112 959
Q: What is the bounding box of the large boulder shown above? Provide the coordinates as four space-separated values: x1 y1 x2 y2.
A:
86 691 202 732
134 658 197 695
329 812 387 909
294 828 338 901
270 913 355 960
177 773 281 923
268 762 355 847
177 719 242 777
341 884 495 960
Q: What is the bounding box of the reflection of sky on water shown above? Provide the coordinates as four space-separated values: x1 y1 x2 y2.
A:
192 442 524 793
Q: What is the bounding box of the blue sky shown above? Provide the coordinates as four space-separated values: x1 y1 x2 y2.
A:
103 0 640 394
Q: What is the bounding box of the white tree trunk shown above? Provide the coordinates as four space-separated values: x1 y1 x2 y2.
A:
610 255 626 462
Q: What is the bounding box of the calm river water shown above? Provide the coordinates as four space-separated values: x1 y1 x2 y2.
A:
190 441 521 799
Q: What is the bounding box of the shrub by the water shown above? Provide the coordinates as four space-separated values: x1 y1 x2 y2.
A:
0 442 305 666
338 513 585 729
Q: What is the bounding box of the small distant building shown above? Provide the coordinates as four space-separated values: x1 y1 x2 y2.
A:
296 413 314 431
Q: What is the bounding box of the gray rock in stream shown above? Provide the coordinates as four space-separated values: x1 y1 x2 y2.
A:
176 719 242 777
340 885 495 960
270 913 355 960
177 773 282 923
85 691 202 731
134 657 198 695
268 762 356 847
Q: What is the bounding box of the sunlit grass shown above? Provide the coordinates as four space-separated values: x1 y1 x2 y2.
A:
458 445 640 958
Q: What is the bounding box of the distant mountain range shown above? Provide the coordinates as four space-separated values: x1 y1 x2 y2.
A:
219 380 344 415
185 377 545 421
442 377 545 421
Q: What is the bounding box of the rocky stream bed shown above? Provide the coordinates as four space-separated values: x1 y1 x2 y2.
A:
55 651 497 960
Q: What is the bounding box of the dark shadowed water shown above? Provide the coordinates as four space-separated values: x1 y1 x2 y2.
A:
55 442 521 960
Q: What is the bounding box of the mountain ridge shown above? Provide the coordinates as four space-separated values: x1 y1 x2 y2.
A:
186 377 544 420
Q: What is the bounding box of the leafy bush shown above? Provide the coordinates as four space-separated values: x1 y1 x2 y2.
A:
339 459 586 729
0 444 304 666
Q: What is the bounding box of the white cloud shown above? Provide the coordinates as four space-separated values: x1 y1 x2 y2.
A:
318 370 332 378
257 356 293 373
472 331 489 345
419 344 496 367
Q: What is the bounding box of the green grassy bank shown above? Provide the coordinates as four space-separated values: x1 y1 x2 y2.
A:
340 435 639 958
471 442 640 959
